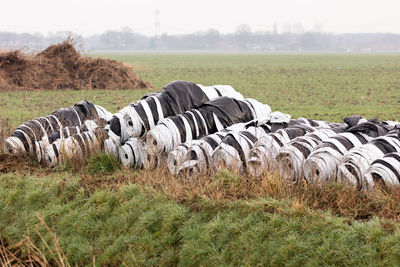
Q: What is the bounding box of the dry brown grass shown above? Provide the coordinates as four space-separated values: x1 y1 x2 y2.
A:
0 118 12 155
78 165 400 222
0 214 70 267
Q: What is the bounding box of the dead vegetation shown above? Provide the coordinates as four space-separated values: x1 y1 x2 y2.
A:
0 119 11 155
0 38 153 90
77 165 400 223
0 214 70 267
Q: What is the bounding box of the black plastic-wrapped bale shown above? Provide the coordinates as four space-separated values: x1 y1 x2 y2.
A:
106 80 243 145
304 119 395 184
167 113 290 176
35 118 107 162
276 126 347 183
146 97 271 155
119 137 165 170
364 152 400 188
211 120 290 174
43 128 112 167
4 100 112 156
337 127 400 190
246 119 332 177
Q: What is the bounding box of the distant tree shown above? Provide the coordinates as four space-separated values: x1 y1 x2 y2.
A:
235 24 251 49
201 29 220 48
293 22 304 34
2 28 400 51
236 24 252 35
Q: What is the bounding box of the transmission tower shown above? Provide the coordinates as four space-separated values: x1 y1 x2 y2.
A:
155 9 160 37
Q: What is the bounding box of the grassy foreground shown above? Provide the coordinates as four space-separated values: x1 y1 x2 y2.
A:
1 53 400 265
2 169 400 266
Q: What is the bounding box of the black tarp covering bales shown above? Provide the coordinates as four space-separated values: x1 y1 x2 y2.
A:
146 96 270 155
106 80 243 145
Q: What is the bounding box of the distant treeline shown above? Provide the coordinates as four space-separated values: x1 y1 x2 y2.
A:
1 28 400 52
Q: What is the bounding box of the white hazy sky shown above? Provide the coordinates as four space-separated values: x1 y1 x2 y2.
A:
2 0 400 36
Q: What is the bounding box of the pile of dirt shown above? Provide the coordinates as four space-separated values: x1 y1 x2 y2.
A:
0 39 153 90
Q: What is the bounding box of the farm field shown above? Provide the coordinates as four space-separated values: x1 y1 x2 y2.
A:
2 53 400 127
1 53 400 265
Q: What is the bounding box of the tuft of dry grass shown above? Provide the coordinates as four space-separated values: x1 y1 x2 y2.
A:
0 119 12 155
80 165 400 222
0 214 70 267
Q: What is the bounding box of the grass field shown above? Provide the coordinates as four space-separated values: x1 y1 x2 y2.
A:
1 53 400 266
2 53 400 127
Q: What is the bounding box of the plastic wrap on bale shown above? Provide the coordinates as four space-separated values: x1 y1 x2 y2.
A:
337 127 400 190
43 128 116 167
303 119 396 184
146 97 271 156
364 152 400 188
246 119 331 177
211 126 271 174
118 138 164 169
35 118 107 162
167 124 245 176
168 112 291 177
276 126 346 183
106 80 244 145
4 100 112 156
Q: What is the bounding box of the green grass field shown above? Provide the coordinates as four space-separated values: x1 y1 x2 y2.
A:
2 53 400 266
2 53 400 127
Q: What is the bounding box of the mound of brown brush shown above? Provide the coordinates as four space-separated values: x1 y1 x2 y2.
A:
0 39 153 90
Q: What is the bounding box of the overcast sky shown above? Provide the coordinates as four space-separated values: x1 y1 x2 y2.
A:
2 0 400 36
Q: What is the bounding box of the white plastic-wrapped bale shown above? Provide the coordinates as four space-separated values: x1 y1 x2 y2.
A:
364 151 400 189
168 113 290 177
337 128 400 190
168 127 236 176
304 132 371 184
276 126 347 183
119 138 146 168
211 123 287 174
118 137 164 169
246 119 331 177
363 152 400 189
35 118 107 162
43 128 114 167
4 100 112 156
146 97 271 156
303 119 394 184
106 80 243 145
